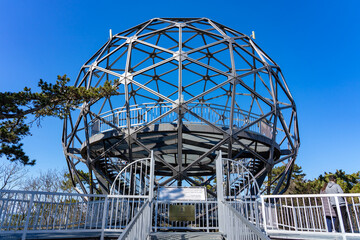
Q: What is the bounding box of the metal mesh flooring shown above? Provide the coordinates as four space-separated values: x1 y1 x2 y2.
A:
149 232 224 240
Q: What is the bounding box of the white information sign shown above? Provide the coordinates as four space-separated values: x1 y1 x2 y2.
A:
158 187 207 201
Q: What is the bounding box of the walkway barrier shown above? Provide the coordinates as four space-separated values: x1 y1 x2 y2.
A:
261 193 360 239
90 102 271 137
219 200 270 240
0 190 122 239
216 152 269 239
0 155 156 240
230 198 263 229
153 200 219 232
104 196 148 234
118 199 152 240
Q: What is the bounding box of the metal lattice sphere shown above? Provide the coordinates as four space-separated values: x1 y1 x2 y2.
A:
62 18 300 195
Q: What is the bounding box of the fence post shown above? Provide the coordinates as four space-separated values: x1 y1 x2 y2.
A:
206 202 210 233
149 151 155 234
261 196 268 233
335 197 346 236
100 196 109 240
149 151 155 201
293 206 298 231
22 193 34 240
215 151 224 232
215 151 224 201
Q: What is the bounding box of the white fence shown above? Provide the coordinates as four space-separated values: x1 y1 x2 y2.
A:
0 155 156 240
154 200 219 232
90 102 269 137
0 190 150 240
230 198 263 229
8 153 360 239
118 199 152 240
219 201 270 240
261 193 360 239
216 153 269 240
0 191 105 232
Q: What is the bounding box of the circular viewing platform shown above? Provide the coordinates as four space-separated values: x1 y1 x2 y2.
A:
82 102 279 176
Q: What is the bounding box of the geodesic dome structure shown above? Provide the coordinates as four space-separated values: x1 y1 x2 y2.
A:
62 18 300 195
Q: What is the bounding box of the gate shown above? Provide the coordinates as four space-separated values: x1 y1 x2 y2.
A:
105 152 155 239
215 151 269 239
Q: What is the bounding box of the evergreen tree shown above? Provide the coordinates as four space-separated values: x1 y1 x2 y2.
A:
266 165 360 194
0 75 116 165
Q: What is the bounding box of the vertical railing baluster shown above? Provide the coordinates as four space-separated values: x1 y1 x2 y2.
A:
22 193 34 240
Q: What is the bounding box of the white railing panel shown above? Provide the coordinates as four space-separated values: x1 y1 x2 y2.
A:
219 156 260 201
261 193 360 239
0 191 108 232
219 201 270 240
105 196 148 232
153 200 219 232
118 200 152 240
90 102 270 137
230 198 263 229
109 158 152 197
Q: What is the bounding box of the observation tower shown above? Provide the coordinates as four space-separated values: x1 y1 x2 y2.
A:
62 18 300 195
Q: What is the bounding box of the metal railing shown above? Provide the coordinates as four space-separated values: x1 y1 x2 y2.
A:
219 200 270 240
118 200 152 240
215 152 269 239
11 153 360 240
0 154 156 240
230 198 263 229
261 193 360 239
109 157 153 196
90 102 270 137
153 200 219 232
0 191 106 232
0 192 153 240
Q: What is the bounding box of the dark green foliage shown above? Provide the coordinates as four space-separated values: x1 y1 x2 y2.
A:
62 170 90 192
263 164 306 194
268 164 360 194
0 75 117 165
0 118 32 165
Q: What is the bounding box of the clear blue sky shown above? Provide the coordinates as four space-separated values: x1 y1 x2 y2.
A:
1 0 359 179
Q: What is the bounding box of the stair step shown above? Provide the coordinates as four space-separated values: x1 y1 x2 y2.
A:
149 232 224 240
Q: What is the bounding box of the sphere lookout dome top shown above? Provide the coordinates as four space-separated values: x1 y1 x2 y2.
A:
62 18 300 195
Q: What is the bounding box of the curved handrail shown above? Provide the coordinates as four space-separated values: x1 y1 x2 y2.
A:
109 157 151 196
90 102 272 137
221 158 261 199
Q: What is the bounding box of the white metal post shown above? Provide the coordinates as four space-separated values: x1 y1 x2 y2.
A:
100 196 109 240
261 196 268 233
22 193 34 240
206 202 209 233
149 151 155 201
215 150 224 202
215 151 224 232
149 151 155 234
334 197 346 239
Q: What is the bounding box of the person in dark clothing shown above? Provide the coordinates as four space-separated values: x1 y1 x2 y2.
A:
325 175 351 232
320 182 337 232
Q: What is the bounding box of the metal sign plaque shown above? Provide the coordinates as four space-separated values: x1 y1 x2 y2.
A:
169 205 195 221
158 187 207 201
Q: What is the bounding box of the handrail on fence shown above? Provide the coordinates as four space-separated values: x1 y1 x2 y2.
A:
117 199 152 240
219 200 270 240
153 200 219 232
0 152 156 240
261 193 360 239
89 102 272 137
9 152 360 239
